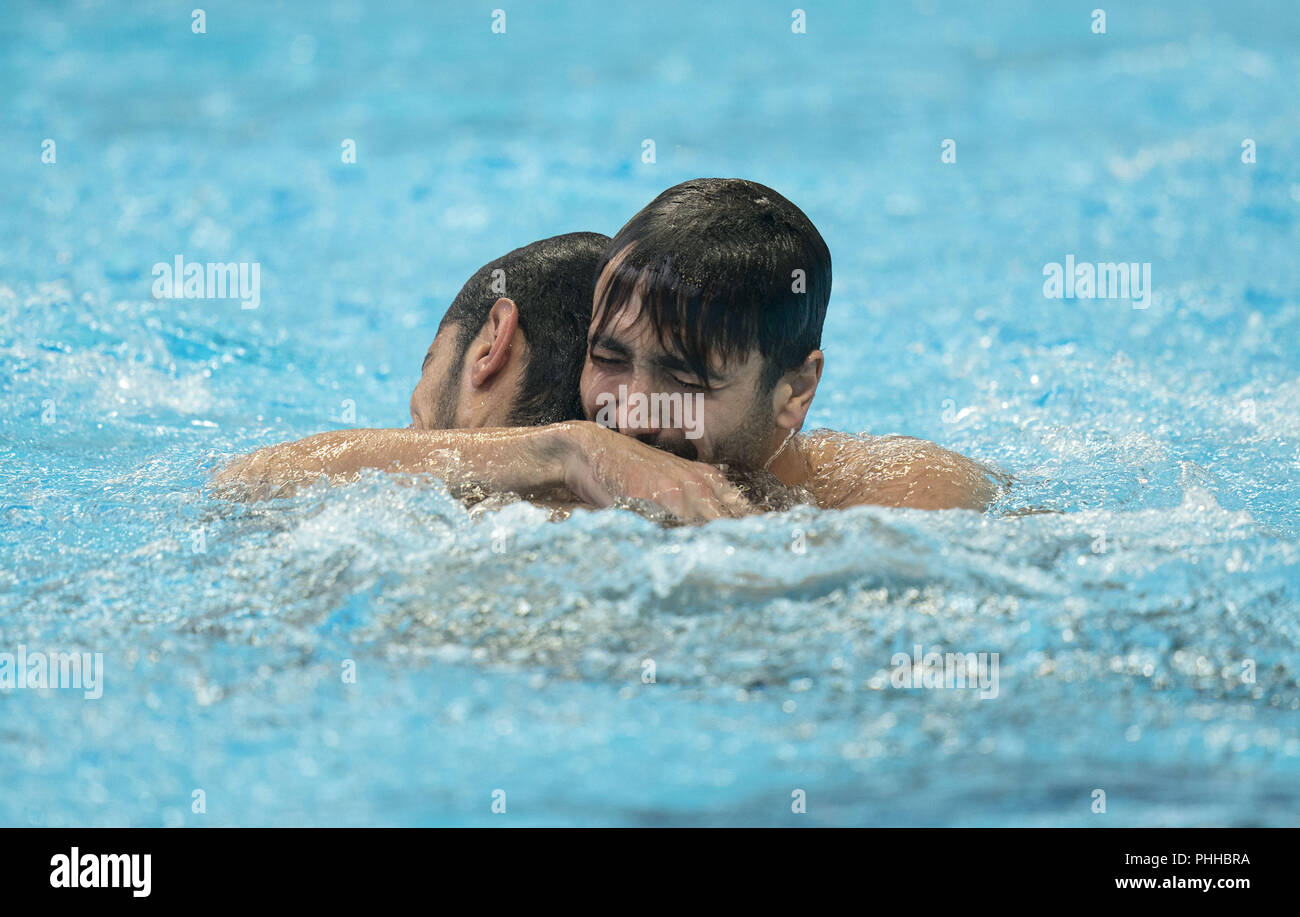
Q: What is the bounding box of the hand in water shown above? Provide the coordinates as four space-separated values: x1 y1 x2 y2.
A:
558 421 750 523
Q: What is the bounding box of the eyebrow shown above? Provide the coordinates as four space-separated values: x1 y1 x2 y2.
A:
421 346 436 371
655 352 704 378
588 334 631 358
589 334 725 385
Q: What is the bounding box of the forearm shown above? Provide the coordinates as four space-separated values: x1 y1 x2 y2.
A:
213 424 574 500
214 420 751 521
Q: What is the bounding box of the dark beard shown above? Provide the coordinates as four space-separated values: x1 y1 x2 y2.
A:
709 392 777 470
723 468 814 512
635 392 773 469
432 353 463 429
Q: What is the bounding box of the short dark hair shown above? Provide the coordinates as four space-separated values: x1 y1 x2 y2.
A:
591 178 831 391
438 231 610 425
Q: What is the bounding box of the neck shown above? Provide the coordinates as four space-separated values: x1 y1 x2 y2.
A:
763 429 809 486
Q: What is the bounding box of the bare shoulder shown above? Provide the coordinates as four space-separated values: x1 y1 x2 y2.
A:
797 430 1004 511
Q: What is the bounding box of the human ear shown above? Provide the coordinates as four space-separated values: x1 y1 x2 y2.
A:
468 298 520 388
772 349 824 433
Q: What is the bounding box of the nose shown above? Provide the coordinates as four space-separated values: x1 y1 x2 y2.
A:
617 371 662 435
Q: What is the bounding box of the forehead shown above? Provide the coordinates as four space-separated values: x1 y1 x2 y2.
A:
591 295 713 373
589 293 655 347
589 292 765 386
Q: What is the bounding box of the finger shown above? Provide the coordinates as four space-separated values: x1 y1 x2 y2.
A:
680 481 726 522
693 497 724 521
696 475 746 517
662 492 696 521
582 476 618 507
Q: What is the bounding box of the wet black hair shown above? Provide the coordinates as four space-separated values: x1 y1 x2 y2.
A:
591 178 831 392
437 231 610 425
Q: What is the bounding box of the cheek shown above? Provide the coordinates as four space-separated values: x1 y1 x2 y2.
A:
414 363 452 429
409 378 428 428
578 364 599 417
707 395 751 438
581 360 620 393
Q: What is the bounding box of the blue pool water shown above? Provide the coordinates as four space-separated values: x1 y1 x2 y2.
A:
2 0 1299 826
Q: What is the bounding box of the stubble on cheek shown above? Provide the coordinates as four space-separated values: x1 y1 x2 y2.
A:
710 396 776 469
431 357 463 430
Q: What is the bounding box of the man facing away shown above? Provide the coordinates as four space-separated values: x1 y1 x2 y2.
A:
409 231 607 431
217 179 1002 519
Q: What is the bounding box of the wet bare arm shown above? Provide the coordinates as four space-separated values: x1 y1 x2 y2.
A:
212 421 750 522
795 431 1004 511
212 425 572 501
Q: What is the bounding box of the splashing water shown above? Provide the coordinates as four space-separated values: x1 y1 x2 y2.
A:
2 0 1299 825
